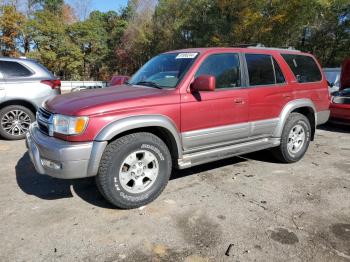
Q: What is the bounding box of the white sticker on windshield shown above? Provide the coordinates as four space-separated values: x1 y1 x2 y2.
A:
176 53 198 59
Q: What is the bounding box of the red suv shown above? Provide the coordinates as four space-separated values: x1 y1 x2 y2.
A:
26 47 330 209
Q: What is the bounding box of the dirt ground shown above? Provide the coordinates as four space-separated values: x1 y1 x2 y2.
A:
0 124 349 262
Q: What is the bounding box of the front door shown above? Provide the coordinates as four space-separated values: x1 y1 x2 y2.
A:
180 53 249 151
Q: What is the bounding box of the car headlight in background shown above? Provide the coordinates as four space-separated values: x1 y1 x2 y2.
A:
53 114 89 135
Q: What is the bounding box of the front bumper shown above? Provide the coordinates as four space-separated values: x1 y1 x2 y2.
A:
330 104 350 122
25 123 107 179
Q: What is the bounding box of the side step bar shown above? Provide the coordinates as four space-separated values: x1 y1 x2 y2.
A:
178 138 280 169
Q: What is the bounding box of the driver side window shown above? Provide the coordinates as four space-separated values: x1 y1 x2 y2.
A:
195 53 241 89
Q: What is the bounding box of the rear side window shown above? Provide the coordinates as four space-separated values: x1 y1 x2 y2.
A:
245 54 285 86
281 54 322 83
195 53 241 89
0 61 33 78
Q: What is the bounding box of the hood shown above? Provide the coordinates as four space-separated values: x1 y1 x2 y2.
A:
340 58 350 91
44 85 170 116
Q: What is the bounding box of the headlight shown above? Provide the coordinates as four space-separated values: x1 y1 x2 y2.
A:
53 114 89 135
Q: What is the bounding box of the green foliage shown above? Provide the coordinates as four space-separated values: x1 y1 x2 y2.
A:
27 9 83 79
41 0 64 12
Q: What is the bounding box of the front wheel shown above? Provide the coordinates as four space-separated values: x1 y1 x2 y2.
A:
272 113 311 163
96 132 172 209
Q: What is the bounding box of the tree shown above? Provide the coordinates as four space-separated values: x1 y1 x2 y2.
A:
41 0 63 12
0 5 25 56
116 0 156 74
27 8 83 79
71 0 91 21
301 0 350 66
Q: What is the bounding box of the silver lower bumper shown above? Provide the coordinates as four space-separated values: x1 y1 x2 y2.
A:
316 110 330 126
25 123 107 179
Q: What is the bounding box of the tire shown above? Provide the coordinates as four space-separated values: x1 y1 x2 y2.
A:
96 132 172 209
272 112 311 163
0 105 35 140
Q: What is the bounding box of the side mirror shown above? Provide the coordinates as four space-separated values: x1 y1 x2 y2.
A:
191 75 215 92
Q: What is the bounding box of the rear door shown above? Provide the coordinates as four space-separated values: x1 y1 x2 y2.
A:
244 53 293 138
181 53 249 151
0 61 35 101
281 54 329 112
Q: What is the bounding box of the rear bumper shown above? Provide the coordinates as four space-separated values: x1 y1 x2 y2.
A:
25 123 107 179
316 110 330 125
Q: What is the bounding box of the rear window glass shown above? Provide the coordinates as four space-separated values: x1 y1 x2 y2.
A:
0 61 33 78
245 54 285 86
281 54 322 83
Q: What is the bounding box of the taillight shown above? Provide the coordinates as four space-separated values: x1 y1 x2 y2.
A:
41 79 61 90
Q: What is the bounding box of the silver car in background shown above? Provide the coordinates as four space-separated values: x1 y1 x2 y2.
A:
0 57 60 140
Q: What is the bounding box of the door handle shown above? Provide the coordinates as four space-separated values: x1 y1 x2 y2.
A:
234 98 245 104
283 94 291 99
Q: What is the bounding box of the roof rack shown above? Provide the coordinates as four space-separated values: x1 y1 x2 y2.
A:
231 43 257 48
231 43 300 52
247 43 300 52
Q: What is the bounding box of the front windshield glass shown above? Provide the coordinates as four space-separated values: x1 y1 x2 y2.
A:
128 52 199 88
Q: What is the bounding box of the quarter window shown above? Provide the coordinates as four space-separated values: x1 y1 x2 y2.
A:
195 53 241 89
245 54 285 86
0 61 32 78
281 54 322 83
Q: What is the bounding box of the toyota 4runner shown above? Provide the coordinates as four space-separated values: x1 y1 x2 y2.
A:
26 47 330 209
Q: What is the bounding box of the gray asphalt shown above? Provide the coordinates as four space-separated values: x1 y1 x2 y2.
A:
0 124 349 262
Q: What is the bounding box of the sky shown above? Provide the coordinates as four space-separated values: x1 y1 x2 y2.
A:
90 0 128 12
66 0 128 14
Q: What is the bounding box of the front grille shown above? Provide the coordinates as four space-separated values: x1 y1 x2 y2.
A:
38 122 50 134
37 107 53 136
38 107 52 120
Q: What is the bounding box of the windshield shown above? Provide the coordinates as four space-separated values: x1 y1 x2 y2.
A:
324 70 341 86
128 52 199 88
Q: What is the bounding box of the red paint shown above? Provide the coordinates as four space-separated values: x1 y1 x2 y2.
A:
44 47 329 142
110 75 129 86
330 58 350 123
191 75 216 92
330 103 350 122
340 58 350 91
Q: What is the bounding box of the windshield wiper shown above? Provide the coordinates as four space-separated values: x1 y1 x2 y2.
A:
135 81 163 89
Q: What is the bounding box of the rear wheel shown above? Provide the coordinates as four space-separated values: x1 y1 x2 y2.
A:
0 105 35 140
272 113 311 163
96 132 172 209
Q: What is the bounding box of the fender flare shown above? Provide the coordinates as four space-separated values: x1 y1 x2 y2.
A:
273 98 316 137
95 115 183 158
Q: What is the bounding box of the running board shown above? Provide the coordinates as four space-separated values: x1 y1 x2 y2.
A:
177 138 280 169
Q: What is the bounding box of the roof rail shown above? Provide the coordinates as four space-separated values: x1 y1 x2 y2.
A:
247 44 300 52
231 43 258 48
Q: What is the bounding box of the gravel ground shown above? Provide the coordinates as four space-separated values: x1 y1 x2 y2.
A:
0 124 349 262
